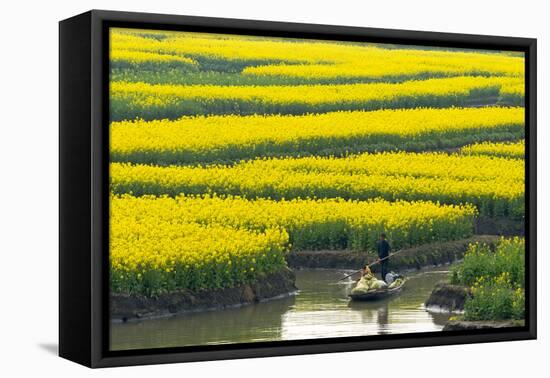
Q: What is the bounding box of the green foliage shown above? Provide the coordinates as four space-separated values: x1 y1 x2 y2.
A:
450 237 525 287
451 237 525 321
463 278 525 321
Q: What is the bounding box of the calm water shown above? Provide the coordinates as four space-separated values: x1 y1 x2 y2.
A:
110 266 452 350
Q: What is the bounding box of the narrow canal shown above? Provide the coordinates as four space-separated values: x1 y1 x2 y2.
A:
111 266 452 350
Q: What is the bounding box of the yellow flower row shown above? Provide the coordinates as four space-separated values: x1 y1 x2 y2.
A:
255 151 524 183
112 194 477 251
110 76 524 120
461 140 524 159
111 75 522 105
242 56 523 80
110 107 524 164
110 151 525 217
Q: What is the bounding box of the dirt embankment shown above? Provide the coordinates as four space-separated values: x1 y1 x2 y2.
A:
425 284 526 332
443 319 525 331
111 267 297 322
425 282 471 313
286 235 500 270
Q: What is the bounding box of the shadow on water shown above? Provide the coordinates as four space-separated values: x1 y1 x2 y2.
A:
111 266 453 351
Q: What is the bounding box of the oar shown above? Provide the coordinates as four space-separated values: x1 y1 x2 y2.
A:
336 249 405 282
337 269 363 282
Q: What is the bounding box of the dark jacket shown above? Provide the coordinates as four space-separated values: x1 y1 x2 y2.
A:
376 239 391 259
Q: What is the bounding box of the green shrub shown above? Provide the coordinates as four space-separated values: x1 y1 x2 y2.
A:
450 237 524 288
464 274 525 321
451 237 525 321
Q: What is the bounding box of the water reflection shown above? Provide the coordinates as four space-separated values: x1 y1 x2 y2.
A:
111 266 452 351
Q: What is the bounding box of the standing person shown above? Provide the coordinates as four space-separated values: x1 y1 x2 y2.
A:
376 233 391 282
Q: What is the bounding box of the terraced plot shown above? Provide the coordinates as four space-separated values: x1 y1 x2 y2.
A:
110 107 524 164
110 76 524 121
111 194 476 294
110 152 524 218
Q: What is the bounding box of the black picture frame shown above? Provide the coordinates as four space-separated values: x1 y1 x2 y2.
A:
59 9 537 368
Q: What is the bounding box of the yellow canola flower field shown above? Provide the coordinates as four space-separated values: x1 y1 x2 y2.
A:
107 28 527 297
111 216 289 294
111 29 523 78
110 107 524 164
110 151 524 218
461 140 525 159
112 194 477 252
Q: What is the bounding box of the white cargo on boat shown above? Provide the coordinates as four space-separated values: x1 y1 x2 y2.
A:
350 272 388 295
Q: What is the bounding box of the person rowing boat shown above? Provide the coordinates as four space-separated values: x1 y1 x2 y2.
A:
376 233 391 282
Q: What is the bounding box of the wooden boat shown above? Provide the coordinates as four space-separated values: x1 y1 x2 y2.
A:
348 279 406 301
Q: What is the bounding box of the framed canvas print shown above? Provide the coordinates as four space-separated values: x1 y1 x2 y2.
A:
59 10 536 368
